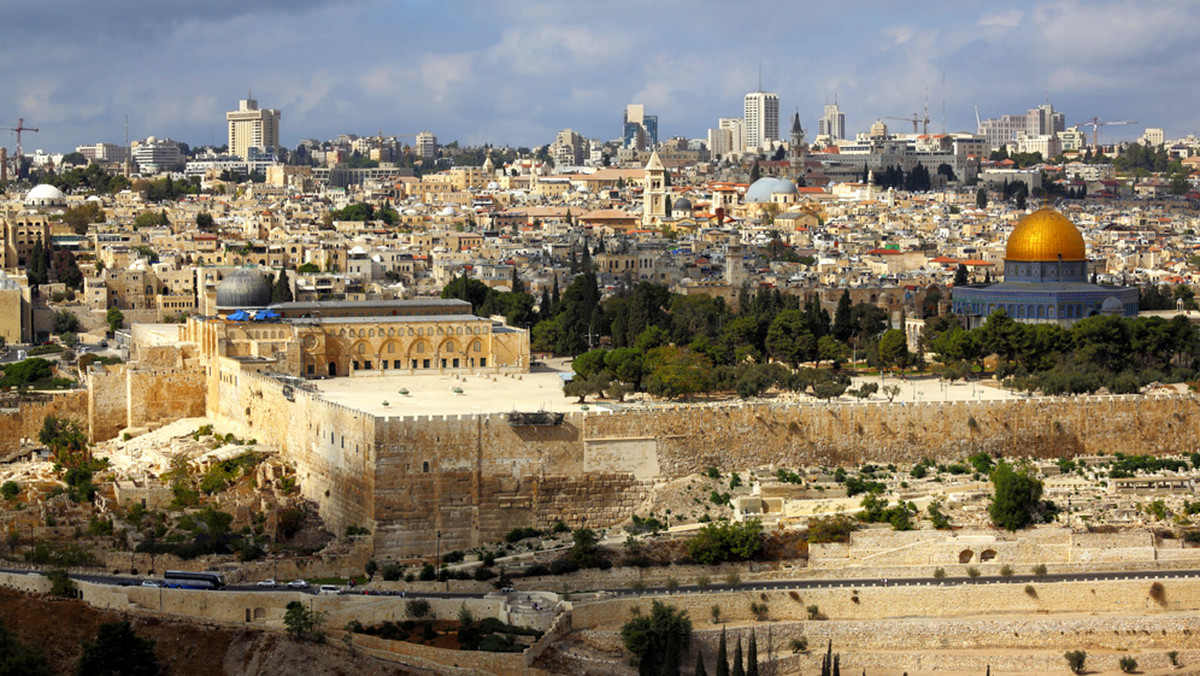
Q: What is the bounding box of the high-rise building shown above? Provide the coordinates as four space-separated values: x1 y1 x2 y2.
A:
415 131 438 160
1141 128 1165 147
743 91 779 152
623 104 658 150
978 103 1065 149
226 98 281 161
75 143 130 164
550 129 586 166
819 102 846 141
131 136 183 174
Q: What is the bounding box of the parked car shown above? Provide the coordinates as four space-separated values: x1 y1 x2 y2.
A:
287 579 309 589
256 579 277 588
141 580 162 588
317 584 340 596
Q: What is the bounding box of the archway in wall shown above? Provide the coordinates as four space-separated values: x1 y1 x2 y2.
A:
959 550 973 564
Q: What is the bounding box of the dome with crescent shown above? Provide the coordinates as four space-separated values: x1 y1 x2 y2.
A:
1005 208 1086 262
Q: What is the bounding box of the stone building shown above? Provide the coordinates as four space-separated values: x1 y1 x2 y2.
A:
181 269 529 378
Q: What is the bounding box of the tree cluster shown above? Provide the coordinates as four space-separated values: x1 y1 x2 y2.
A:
924 309 1200 395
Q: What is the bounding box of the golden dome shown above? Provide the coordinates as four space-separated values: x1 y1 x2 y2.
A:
1004 208 1086 262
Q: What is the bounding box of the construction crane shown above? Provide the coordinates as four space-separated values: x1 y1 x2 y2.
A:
1075 117 1137 151
1 118 39 160
883 112 931 135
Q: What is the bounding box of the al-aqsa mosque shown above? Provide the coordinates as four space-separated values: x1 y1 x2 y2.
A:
951 207 1138 327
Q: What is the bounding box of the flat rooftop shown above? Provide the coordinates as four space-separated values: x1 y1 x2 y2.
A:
306 359 1024 418
310 358 586 417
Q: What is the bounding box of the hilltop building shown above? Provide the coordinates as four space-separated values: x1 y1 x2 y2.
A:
226 98 281 161
951 208 1138 327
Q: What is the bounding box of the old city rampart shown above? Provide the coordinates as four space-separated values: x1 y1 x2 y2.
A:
188 369 1200 559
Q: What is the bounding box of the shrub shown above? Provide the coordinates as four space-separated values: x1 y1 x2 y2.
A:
1024 584 1037 597
1064 650 1086 674
687 519 764 564
933 567 946 580
406 600 431 619
1150 581 1166 605
381 563 403 582
967 566 981 578
710 604 721 623
999 564 1014 578
790 637 808 653
806 515 857 544
0 481 18 500
473 567 497 582
46 569 75 597
749 601 768 621
723 571 741 587
418 563 435 581
1168 650 1179 666
806 604 822 620
1118 655 1137 673
1032 563 1048 577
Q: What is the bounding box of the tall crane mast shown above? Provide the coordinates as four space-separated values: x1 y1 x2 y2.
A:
1 118 39 160
1075 117 1137 151
883 112 931 135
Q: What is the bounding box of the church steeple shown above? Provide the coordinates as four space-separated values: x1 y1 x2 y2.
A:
642 151 667 227
789 110 807 180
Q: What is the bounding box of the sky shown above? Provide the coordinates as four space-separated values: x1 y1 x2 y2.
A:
3 0 1199 154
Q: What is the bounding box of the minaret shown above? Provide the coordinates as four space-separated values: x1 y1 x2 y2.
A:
789 110 806 179
642 150 667 227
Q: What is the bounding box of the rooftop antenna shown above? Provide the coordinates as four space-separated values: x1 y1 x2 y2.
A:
758 62 762 92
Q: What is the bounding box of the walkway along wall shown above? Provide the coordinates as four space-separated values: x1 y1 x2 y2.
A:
206 378 1200 559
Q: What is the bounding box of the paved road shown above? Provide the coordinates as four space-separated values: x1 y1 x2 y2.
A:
4 565 1198 600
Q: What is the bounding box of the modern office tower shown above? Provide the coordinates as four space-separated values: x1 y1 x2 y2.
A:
743 91 779 152
130 136 183 174
226 97 281 161
415 131 438 160
718 118 745 156
623 104 658 150
819 101 846 141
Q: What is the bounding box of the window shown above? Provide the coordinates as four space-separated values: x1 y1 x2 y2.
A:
452 358 459 368
422 359 430 369
352 360 360 369
387 343 395 353
480 358 486 367
422 461 429 473
358 343 366 354
364 361 372 369
411 359 418 369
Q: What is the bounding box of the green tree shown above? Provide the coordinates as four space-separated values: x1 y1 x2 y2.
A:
747 631 758 676
953 264 969 286
878 329 910 374
271 268 294 303
195 212 215 230
283 600 325 642
687 520 764 564
297 262 320 274
989 462 1044 531
620 600 692 676
1064 650 1086 674
976 187 988 209
53 310 82 334
715 626 729 676
62 201 105 235
106 307 125 334
831 289 854 343
76 621 160 676
52 250 84 289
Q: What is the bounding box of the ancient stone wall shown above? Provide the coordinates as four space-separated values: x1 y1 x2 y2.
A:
125 369 206 431
86 367 126 442
203 382 1200 560
0 390 89 453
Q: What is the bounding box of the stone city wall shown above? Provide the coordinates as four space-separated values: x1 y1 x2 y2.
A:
86 367 126 442
125 368 206 431
0 390 89 453
572 576 1200 629
205 378 1200 560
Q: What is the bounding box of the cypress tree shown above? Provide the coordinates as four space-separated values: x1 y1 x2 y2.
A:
272 268 294 303
832 653 840 676
832 289 853 342
746 631 758 676
732 636 745 676
695 647 708 676
715 627 729 676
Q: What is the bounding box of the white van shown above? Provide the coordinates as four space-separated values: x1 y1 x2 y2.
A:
318 584 340 596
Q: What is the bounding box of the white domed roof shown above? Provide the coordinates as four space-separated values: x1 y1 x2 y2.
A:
486 182 500 190
745 177 797 203
25 184 66 206
441 206 456 215
85 195 102 202
129 259 150 272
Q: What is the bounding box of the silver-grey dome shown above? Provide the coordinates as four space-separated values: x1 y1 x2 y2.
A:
216 269 270 309
745 177 797 203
